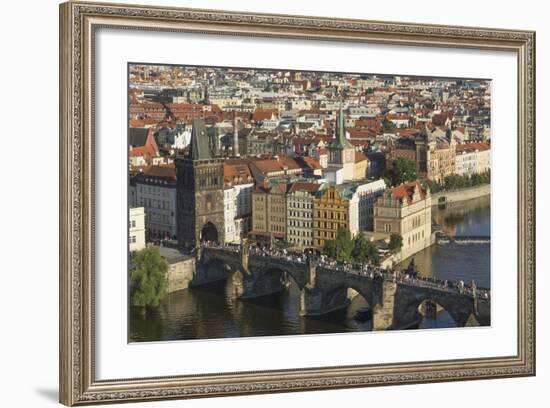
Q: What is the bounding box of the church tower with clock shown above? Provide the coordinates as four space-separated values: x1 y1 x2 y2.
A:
176 118 225 249
328 108 356 181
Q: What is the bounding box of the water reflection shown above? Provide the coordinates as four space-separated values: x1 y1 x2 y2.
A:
130 279 372 342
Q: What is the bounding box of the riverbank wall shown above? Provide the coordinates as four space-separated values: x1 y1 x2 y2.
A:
166 256 195 293
431 184 490 205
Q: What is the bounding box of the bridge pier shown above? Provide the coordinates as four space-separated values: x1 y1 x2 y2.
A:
373 281 398 330
299 286 351 316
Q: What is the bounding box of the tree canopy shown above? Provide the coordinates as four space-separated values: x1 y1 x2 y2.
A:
388 234 403 254
381 118 396 133
130 246 169 308
444 170 491 190
384 157 418 187
323 228 380 265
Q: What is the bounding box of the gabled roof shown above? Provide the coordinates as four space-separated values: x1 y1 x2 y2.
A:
288 181 322 195
390 181 427 204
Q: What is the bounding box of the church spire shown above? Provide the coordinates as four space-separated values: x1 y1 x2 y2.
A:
329 107 353 149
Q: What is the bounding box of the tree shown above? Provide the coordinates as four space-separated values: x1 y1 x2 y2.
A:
352 234 381 266
388 234 403 254
351 234 369 263
365 242 381 266
335 227 354 261
422 179 441 194
323 239 337 259
385 157 418 186
130 247 169 308
381 118 396 133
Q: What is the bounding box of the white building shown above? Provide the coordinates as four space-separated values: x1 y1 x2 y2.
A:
355 179 387 231
133 166 177 240
338 179 387 238
455 142 491 176
223 162 255 243
129 207 146 252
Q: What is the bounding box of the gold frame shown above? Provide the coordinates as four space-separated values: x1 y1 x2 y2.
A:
59 1 536 405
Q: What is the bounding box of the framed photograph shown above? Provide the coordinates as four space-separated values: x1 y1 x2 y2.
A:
59 1 536 405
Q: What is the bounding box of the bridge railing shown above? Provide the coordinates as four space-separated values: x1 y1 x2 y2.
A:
200 244 490 300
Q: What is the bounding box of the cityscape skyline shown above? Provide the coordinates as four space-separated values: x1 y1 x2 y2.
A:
128 62 491 341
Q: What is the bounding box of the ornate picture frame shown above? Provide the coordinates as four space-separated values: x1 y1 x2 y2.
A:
59 1 535 405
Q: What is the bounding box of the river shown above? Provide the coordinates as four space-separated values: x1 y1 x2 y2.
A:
129 195 490 342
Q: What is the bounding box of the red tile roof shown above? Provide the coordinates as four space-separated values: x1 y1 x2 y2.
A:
252 108 278 122
456 142 490 153
391 181 427 204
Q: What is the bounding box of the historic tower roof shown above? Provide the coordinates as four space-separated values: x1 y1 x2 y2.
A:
329 107 353 150
189 118 211 160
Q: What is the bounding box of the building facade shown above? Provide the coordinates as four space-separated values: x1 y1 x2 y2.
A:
313 185 350 248
373 181 432 260
415 126 457 183
224 182 254 243
251 181 289 243
352 179 387 232
132 166 177 240
286 182 322 248
455 142 491 176
129 207 146 252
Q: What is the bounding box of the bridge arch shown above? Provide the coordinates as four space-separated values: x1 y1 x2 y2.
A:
416 299 458 328
200 222 219 243
322 283 374 315
399 289 475 328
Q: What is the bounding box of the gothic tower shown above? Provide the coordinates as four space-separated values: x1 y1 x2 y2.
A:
328 107 355 181
176 119 225 249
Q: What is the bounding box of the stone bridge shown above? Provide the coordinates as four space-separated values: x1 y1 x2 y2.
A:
193 246 491 330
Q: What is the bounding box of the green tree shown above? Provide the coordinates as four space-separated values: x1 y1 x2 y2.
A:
351 234 369 264
381 118 396 133
130 247 169 308
388 234 403 254
323 240 337 259
443 170 490 190
335 227 354 261
365 242 381 266
352 234 381 266
422 179 441 194
385 157 418 186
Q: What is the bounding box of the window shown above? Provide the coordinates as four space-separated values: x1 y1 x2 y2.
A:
130 220 136 228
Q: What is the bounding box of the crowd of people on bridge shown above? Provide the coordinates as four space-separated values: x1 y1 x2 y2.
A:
200 241 490 300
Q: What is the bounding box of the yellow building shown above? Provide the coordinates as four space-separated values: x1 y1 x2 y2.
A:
313 185 349 248
415 126 456 183
373 181 432 260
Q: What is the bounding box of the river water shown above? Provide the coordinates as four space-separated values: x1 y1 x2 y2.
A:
129 195 490 342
